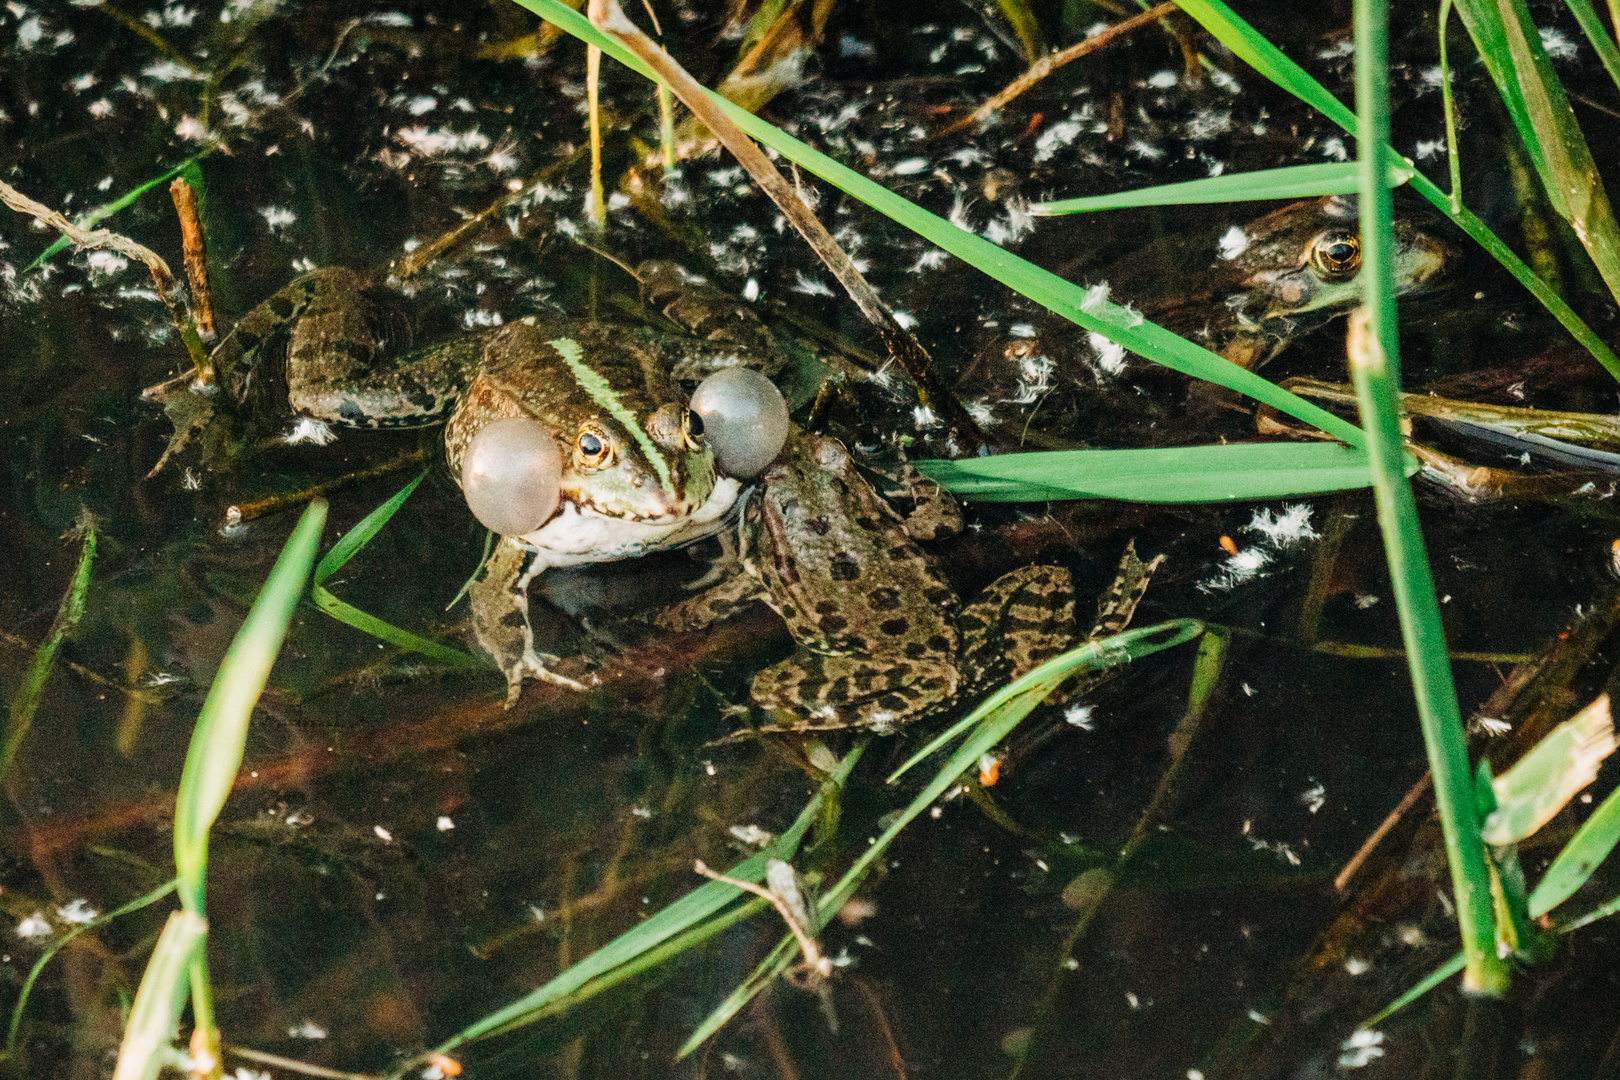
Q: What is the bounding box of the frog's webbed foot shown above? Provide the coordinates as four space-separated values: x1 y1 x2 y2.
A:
471 540 590 707
1089 539 1166 640
958 565 1078 690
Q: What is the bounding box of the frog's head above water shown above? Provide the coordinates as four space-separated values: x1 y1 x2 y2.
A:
444 322 738 563
1109 194 1455 369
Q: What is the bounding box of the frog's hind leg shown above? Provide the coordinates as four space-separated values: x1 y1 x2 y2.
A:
1089 540 1167 640
752 653 958 734
958 565 1078 689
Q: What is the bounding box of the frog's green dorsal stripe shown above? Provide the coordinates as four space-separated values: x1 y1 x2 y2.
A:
548 336 676 492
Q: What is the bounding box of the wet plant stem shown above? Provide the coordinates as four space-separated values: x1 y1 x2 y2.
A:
1351 0 1507 995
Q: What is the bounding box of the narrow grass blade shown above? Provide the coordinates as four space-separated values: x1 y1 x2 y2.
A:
1530 774 1620 916
310 588 481 668
430 742 865 1054
1363 952 1468 1028
1173 0 1620 380
914 443 1397 503
1 520 95 784
1483 695 1616 845
889 619 1203 784
1452 0 1620 303
1565 0 1620 95
7 880 178 1055
677 934 798 1058
513 0 1367 447
311 470 481 668
1349 0 1506 994
172 500 326 911
27 156 207 270
671 621 1203 1059
110 910 206 1080
1030 162 1412 215
313 471 426 585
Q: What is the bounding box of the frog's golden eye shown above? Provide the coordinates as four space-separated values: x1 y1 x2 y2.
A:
1308 230 1362 281
575 423 615 470
681 408 705 451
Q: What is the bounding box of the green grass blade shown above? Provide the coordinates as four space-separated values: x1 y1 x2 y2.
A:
1 521 95 784
888 619 1203 784
1565 0 1620 95
431 742 865 1054
676 934 798 1058
314 471 427 585
310 471 481 667
1030 162 1412 215
671 620 1202 1060
7 880 178 1056
1530 772 1620 916
27 156 207 271
1452 0 1620 303
1483 694 1616 845
1174 0 1357 128
1350 0 1506 994
914 443 1399 503
172 500 327 912
514 0 1367 447
1363 952 1468 1027
310 586 480 668
1173 0 1620 380
109 910 206 1080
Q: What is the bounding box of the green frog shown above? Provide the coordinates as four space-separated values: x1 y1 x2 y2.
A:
209 264 756 703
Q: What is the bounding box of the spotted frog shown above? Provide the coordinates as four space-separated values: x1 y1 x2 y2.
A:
659 429 1161 731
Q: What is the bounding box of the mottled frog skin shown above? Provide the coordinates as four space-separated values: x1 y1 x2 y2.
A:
664 429 1161 732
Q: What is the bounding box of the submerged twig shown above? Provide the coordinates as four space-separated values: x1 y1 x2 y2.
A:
169 178 216 341
936 2 1178 138
694 859 833 984
586 0 991 456
2 178 211 378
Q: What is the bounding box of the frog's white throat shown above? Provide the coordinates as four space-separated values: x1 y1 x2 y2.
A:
514 476 742 568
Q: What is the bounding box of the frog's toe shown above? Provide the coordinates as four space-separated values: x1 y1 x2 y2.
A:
520 648 590 693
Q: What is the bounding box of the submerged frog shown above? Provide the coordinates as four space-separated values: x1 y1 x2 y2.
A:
965 195 1455 443
1099 194 1453 369
659 429 1161 731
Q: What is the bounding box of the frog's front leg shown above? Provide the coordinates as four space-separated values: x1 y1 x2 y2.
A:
470 539 588 705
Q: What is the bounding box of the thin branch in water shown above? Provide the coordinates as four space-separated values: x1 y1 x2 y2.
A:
586 0 991 456
936 3 1179 138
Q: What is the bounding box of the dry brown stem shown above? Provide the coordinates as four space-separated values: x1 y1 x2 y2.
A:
936 2 1179 138
586 0 990 455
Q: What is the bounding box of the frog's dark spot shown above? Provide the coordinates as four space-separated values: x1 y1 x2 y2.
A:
337 400 367 424
924 586 954 605
855 516 882 532
815 601 840 616
234 331 262 353
268 295 296 319
926 634 951 653
903 642 927 659
957 611 988 634
828 557 860 581
804 516 831 536
821 614 849 634
877 692 908 711
867 587 901 611
880 617 910 636
888 545 913 560
500 611 525 628
780 603 798 620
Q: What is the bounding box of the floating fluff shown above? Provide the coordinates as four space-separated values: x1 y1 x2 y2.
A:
690 367 789 479
461 418 562 535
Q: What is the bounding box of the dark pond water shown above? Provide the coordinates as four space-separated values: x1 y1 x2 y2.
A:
5 1 1620 1077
